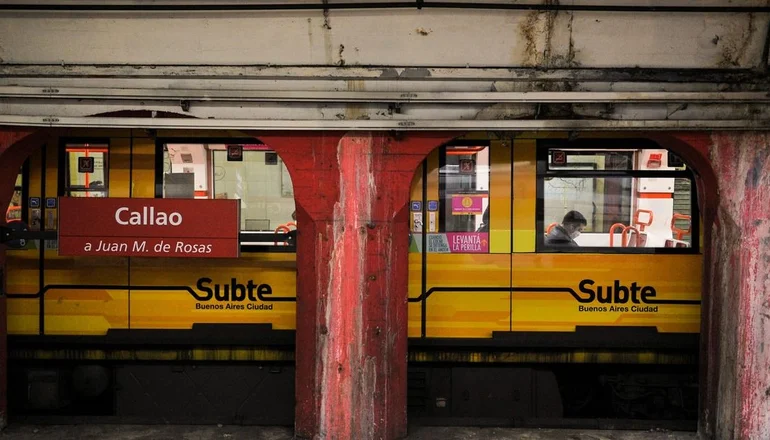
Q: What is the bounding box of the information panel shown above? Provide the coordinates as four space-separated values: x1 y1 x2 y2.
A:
58 197 240 258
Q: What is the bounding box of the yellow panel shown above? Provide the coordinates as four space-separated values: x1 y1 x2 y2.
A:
489 139 511 253
513 139 536 252
45 290 129 335
511 253 702 333
7 299 39 335
129 253 297 330
131 136 156 198
40 254 129 335
408 253 423 337
425 253 511 338
6 249 40 295
109 137 131 198
43 254 128 286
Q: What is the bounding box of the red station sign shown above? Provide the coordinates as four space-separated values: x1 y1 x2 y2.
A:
58 197 240 258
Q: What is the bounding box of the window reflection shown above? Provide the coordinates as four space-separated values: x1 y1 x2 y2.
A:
162 143 296 235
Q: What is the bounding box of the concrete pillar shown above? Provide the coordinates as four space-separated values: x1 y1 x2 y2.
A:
256 131 454 440
705 132 770 440
0 127 48 429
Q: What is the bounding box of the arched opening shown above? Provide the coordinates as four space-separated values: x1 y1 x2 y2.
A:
1 127 300 425
1 127 723 436
404 131 717 430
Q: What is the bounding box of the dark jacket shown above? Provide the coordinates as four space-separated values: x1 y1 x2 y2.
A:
544 225 578 247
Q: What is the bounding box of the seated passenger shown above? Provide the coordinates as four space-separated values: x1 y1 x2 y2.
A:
545 210 587 248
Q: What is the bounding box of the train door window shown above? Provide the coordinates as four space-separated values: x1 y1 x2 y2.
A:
63 143 109 197
6 170 23 223
538 143 698 252
435 144 490 253
159 141 296 249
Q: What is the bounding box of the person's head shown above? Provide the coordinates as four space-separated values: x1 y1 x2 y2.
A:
562 210 587 239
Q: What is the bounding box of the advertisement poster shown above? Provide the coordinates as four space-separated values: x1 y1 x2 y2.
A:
451 194 485 215
409 232 488 254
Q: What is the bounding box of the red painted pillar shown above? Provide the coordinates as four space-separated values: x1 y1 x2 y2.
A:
650 133 720 438
704 132 770 440
0 127 47 429
256 131 455 440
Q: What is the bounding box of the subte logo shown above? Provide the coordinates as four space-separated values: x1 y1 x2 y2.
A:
193 277 275 310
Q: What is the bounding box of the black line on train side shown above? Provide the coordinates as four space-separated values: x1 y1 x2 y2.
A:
407 286 701 305
4 283 297 302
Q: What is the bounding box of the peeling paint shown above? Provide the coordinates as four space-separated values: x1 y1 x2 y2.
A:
519 11 542 67
337 44 345 66
718 13 757 68
400 67 432 78
378 68 399 79
710 132 770 440
321 0 332 30
306 18 314 60
518 2 578 69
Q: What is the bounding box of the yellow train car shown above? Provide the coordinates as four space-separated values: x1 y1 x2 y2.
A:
3 131 700 427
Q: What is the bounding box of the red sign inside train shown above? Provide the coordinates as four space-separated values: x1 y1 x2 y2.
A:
57 197 240 258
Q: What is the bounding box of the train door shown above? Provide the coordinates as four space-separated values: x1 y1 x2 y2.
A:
408 138 512 340
407 137 515 419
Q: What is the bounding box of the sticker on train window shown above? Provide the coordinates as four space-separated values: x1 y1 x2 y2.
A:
64 143 109 198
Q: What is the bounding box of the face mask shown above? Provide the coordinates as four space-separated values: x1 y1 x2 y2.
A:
570 231 581 239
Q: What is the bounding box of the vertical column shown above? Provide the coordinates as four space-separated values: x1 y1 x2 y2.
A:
0 128 47 429
651 133 720 439
257 131 455 440
707 132 770 440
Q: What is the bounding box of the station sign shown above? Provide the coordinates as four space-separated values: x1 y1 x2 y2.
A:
58 197 240 258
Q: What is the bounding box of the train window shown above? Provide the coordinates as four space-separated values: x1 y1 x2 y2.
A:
539 144 697 252
418 144 491 254
547 150 634 171
63 143 109 197
160 142 296 248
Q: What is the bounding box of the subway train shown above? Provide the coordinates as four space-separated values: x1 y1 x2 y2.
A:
2 130 701 428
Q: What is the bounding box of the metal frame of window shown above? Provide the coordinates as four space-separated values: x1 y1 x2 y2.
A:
437 140 492 235
154 137 296 253
535 139 700 254
58 137 111 197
